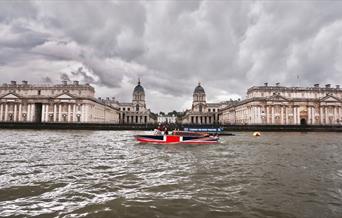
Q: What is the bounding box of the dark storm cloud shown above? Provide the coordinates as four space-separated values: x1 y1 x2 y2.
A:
41 76 52 83
71 67 95 84
1 1 342 111
60 73 70 82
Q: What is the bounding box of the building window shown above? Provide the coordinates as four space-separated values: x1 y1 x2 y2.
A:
136 105 139 111
38 90 41 95
128 108 130 111
123 108 125 111
208 109 211 112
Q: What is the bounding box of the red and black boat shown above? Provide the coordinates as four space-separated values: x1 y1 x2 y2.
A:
135 131 219 144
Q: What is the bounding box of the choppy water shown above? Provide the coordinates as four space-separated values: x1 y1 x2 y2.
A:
1 130 342 218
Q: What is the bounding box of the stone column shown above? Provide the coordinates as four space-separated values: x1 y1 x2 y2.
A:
297 107 300 125
280 106 284 125
286 106 289 124
31 104 35 122
334 106 338 124
18 104 22 122
84 104 87 122
67 104 71 122
253 107 256 124
58 104 62 122
271 106 274 124
266 106 270 124
54 104 57 122
73 104 77 122
14 104 17 121
307 106 311 125
325 107 328 125
5 103 9 121
255 107 259 124
41 105 46 122
80 104 83 122
319 106 322 124
45 105 49 122
0 104 3 121
293 107 297 124
26 104 29 122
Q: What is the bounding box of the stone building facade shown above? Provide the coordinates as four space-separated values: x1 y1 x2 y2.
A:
220 83 342 125
116 80 156 124
0 80 120 123
181 83 236 125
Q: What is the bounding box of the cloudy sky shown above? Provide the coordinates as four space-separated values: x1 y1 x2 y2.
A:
1 1 342 112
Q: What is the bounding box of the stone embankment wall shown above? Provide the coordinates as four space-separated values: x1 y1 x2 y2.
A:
1 122 342 132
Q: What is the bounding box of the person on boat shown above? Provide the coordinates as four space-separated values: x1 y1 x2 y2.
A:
164 127 168 135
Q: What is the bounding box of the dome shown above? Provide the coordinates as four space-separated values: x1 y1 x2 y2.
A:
133 80 145 94
194 83 205 94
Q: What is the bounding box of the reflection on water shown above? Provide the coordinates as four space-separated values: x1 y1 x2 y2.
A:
1 130 342 217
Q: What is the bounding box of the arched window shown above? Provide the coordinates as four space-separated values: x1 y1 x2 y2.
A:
136 105 139 111
199 104 203 112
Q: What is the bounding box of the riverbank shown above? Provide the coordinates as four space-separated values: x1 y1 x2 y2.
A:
1 122 342 132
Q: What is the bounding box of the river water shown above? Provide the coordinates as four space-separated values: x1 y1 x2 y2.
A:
1 130 342 218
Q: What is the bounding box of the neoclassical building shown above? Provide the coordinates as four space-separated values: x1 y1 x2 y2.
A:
0 80 120 123
220 83 342 125
116 80 156 124
181 83 236 125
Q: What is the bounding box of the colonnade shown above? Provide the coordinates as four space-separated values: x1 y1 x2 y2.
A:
246 104 342 125
123 114 148 124
0 103 35 122
0 102 88 123
190 115 218 124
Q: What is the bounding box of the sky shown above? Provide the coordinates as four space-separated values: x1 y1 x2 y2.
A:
1 0 342 112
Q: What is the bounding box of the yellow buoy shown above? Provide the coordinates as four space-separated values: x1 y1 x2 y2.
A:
253 132 261 137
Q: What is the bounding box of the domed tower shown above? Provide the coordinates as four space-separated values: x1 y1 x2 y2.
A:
193 82 206 103
192 82 206 112
132 79 146 112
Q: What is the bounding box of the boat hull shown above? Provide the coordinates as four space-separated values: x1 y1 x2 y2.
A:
135 135 219 144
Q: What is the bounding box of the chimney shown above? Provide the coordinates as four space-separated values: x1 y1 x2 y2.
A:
336 85 340 89
106 97 110 100
62 80 67 85
314 84 319 88
73 80 79 85
98 97 102 100
275 82 280 86
112 97 116 100
22 80 28 85
325 84 331 88
10 81 16 85
264 82 268 87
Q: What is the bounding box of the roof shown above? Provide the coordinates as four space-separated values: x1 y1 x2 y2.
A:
133 80 145 93
194 83 205 94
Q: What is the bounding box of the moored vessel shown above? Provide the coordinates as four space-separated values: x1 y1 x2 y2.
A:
135 131 219 144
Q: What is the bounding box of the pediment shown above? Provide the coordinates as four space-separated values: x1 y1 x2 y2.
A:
266 94 289 102
320 95 341 102
55 93 75 99
0 93 21 99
